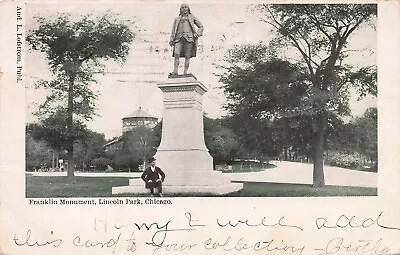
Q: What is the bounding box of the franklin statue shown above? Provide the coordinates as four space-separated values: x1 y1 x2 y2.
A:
169 4 204 75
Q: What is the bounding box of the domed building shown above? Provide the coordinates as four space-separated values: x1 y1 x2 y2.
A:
122 107 158 133
104 107 158 152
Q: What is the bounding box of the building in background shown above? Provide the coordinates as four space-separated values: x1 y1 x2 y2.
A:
122 107 158 133
105 107 158 152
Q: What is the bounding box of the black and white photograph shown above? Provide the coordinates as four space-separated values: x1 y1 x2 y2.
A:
24 3 377 197
1 1 400 254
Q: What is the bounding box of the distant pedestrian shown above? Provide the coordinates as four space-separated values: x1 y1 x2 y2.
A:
141 157 166 196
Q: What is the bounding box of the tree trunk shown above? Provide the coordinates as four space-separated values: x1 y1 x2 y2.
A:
67 76 75 181
67 145 74 180
52 150 55 169
313 113 326 187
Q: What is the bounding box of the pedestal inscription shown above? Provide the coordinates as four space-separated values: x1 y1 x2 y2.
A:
112 75 243 195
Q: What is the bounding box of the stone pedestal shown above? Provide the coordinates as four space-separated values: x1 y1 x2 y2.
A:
112 75 243 195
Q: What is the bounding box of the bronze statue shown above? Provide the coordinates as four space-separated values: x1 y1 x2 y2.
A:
169 4 204 75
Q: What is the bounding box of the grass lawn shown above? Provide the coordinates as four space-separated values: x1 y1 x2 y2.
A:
228 182 377 197
26 175 377 197
26 175 134 197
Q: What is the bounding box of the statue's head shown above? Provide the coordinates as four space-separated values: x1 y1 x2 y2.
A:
179 4 191 15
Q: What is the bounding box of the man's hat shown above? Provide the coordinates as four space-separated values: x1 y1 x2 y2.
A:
148 157 156 163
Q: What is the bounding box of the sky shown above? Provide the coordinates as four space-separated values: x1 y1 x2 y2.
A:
25 3 377 139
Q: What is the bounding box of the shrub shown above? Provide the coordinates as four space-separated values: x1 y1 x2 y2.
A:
326 151 362 170
91 157 112 171
112 154 141 172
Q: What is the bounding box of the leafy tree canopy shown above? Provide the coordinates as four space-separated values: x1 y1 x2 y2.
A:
221 4 377 186
257 4 377 103
222 44 310 118
27 13 135 74
27 109 87 151
26 12 135 179
204 116 240 164
27 13 135 120
114 126 160 169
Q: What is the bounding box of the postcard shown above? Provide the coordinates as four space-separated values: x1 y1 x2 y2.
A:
1 0 399 254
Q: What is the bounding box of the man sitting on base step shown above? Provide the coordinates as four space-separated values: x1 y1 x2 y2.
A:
141 157 166 197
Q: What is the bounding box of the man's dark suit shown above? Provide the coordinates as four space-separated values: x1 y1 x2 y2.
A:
141 166 166 194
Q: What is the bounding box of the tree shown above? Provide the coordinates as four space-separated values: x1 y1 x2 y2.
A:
222 5 377 186
223 112 281 161
124 126 159 169
221 45 312 161
203 116 240 165
27 119 107 171
74 130 107 170
27 109 87 152
111 127 160 171
315 107 377 171
262 4 377 186
355 107 377 165
326 117 358 154
26 13 135 180
334 107 377 167
25 132 53 171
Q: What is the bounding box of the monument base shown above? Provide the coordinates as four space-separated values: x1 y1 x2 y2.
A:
154 149 214 175
111 150 243 195
112 74 243 195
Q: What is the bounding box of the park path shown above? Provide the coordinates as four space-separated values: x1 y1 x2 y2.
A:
224 161 377 188
28 161 377 188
